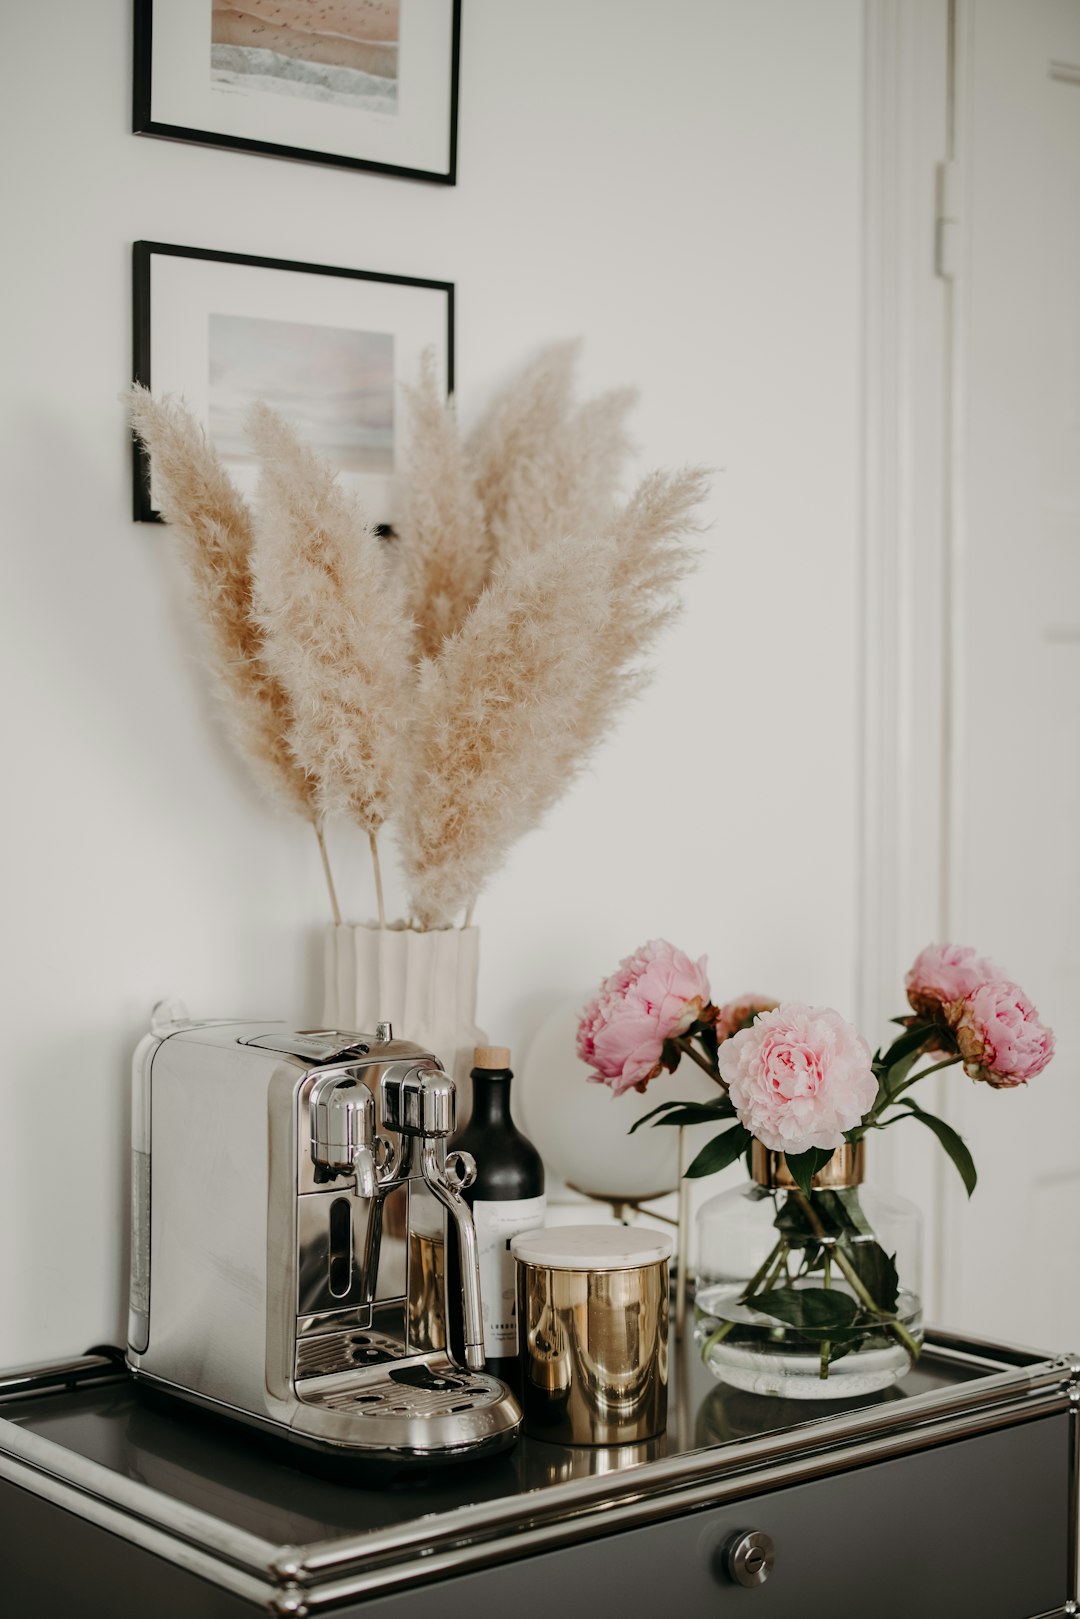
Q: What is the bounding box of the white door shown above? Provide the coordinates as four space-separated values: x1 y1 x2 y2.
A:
941 0 1080 1350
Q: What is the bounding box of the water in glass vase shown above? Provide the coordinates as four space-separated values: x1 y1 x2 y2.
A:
694 1277 923 1399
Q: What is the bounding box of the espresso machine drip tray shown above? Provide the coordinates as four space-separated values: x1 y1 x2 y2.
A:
311 1362 504 1420
295 1329 407 1381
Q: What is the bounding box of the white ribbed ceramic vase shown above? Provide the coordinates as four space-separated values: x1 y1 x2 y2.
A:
323 923 487 1089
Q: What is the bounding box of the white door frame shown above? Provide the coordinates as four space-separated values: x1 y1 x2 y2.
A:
858 0 961 1321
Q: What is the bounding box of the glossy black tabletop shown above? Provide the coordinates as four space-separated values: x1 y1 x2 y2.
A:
0 1333 998 1549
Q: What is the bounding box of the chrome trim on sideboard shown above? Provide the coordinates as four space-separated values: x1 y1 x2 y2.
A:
287 1386 1075 1607
0 1446 286 1611
0 1338 1075 1613
1068 1361 1080 1611
0 1354 127 1403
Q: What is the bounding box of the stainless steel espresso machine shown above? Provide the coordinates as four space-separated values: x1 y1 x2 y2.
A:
126 1015 522 1467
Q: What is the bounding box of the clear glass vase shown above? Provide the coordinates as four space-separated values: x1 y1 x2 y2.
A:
694 1143 923 1399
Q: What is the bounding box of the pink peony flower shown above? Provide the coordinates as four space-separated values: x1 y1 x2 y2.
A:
905 942 1004 1021
577 938 712 1095
951 980 1055 1088
716 1002 877 1155
715 995 779 1044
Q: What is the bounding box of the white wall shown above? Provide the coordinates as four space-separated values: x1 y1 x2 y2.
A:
0 0 863 1364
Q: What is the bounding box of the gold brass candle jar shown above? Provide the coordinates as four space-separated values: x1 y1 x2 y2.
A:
511 1226 672 1446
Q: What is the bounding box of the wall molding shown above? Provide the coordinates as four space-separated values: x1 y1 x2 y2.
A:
858 0 953 1315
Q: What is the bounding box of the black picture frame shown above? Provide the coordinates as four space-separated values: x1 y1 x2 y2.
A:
131 240 455 522
133 0 461 185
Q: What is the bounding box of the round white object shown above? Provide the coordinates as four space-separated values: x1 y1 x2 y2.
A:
516 997 720 1200
511 1224 672 1271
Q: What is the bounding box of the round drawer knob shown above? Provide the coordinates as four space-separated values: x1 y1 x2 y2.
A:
723 1529 775 1588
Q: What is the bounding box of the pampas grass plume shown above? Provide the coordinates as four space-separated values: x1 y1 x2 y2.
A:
398 353 489 659
465 340 638 563
125 385 314 821
399 463 708 926
246 403 413 845
129 351 708 933
399 535 613 928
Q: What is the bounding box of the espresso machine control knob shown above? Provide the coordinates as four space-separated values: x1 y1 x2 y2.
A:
380 1064 455 1138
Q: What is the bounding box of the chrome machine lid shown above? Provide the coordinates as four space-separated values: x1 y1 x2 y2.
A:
239 1029 375 1064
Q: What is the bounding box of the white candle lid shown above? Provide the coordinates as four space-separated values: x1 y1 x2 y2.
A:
510 1224 672 1271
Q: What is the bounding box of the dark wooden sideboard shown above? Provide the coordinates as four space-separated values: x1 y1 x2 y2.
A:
0 1332 1076 1617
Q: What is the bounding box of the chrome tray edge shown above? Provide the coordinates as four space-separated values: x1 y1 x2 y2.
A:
0 1335 1075 1617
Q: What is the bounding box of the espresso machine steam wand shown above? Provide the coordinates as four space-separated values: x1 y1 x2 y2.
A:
381 1065 486 1373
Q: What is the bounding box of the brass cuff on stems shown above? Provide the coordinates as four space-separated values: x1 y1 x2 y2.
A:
751 1140 865 1190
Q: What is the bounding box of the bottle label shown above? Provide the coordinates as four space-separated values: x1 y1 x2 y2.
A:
473 1195 546 1356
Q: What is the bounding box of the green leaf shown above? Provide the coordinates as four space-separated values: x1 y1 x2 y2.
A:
684 1124 752 1179
815 1187 872 1237
796 1241 825 1276
842 1238 900 1314
784 1147 836 1196
752 1286 859 1334
641 1102 737 1133
879 1020 940 1071
628 1097 735 1135
894 1100 977 1196
773 1195 815 1236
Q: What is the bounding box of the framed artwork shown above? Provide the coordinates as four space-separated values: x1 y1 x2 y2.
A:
132 240 454 523
133 0 460 184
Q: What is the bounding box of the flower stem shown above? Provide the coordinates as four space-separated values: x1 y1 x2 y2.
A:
739 1236 785 1304
879 1054 963 1115
676 1035 728 1089
760 1245 789 1294
702 1241 789 1366
820 1250 833 1378
701 1318 736 1357
793 1191 921 1362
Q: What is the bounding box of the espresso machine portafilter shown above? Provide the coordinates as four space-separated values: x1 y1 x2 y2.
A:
126 1015 521 1466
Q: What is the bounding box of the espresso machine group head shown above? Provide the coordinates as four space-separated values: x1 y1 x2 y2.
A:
127 1015 521 1466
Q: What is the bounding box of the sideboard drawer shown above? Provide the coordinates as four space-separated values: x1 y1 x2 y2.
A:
354 1413 1070 1619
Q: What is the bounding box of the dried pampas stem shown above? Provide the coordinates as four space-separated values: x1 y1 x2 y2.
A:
125 386 315 821
314 820 343 927
246 404 414 842
368 831 386 929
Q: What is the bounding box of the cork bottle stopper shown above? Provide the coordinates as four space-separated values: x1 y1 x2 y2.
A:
473 1044 511 1070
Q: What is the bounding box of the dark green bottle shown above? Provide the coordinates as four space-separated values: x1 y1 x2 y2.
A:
447 1046 545 1386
